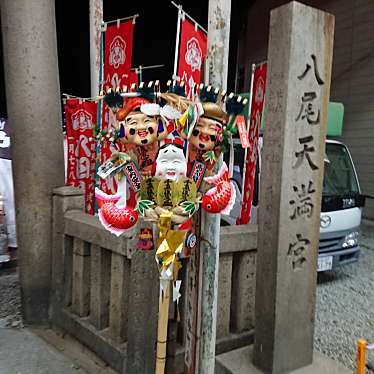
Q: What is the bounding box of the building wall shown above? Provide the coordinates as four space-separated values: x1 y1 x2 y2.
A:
238 0 374 219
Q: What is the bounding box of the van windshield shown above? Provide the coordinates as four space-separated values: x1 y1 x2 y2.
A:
323 143 359 196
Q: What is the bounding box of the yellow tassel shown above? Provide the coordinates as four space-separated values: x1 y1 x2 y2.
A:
178 109 189 128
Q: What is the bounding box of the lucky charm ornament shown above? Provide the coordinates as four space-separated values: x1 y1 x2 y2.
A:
94 83 248 374
94 152 139 236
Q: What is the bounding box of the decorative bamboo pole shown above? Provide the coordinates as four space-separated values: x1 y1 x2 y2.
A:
155 281 171 374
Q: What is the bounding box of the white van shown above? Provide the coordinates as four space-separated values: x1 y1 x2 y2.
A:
317 139 364 271
224 137 364 272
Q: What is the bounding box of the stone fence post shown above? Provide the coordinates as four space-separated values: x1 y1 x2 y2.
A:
50 186 85 321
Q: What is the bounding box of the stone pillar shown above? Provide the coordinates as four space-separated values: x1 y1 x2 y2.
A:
198 1 231 373
89 0 103 96
126 231 159 374
0 0 64 323
253 2 334 373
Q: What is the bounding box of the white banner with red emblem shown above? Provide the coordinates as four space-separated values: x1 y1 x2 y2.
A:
240 62 267 224
100 18 138 194
65 98 97 215
177 18 207 98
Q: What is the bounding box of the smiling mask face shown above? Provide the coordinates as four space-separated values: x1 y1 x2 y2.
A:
121 112 159 146
155 144 187 181
190 116 221 151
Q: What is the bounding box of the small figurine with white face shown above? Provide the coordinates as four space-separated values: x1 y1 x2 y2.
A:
155 139 187 182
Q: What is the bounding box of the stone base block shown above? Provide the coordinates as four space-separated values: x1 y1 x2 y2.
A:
215 345 351 374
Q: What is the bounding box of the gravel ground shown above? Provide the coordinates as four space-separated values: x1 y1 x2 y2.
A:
315 223 374 372
0 268 23 329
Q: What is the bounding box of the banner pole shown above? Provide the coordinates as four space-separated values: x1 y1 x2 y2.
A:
240 63 256 209
94 27 105 213
105 14 139 26
171 1 208 34
172 4 182 80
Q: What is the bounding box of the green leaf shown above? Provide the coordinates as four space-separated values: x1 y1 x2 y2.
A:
203 151 216 164
137 199 154 217
231 127 238 135
180 201 196 216
187 105 195 122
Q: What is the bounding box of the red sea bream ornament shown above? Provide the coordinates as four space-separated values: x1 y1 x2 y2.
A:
201 162 236 214
95 178 138 236
99 202 138 234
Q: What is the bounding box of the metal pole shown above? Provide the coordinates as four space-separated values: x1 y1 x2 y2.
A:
171 1 208 34
131 64 165 84
105 14 139 26
89 0 103 96
198 0 231 373
138 66 143 84
172 4 182 80
356 339 367 374
94 28 105 213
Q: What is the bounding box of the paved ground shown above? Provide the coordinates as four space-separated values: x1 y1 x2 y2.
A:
314 221 374 372
0 269 88 373
0 271 115 374
0 327 88 374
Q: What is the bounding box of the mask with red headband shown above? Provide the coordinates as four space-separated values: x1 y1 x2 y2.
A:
116 97 169 147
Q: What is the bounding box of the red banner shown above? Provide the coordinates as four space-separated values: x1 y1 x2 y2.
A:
65 99 97 215
178 19 207 98
101 19 137 194
240 62 267 224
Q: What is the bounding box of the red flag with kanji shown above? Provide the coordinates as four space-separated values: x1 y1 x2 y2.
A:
65 98 97 215
240 62 267 224
100 19 137 194
178 19 207 99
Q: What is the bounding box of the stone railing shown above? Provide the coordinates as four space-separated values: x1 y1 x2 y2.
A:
50 186 257 373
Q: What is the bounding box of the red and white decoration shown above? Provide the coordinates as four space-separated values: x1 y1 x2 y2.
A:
100 19 137 194
104 20 136 91
65 99 97 215
240 62 267 224
177 19 207 99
